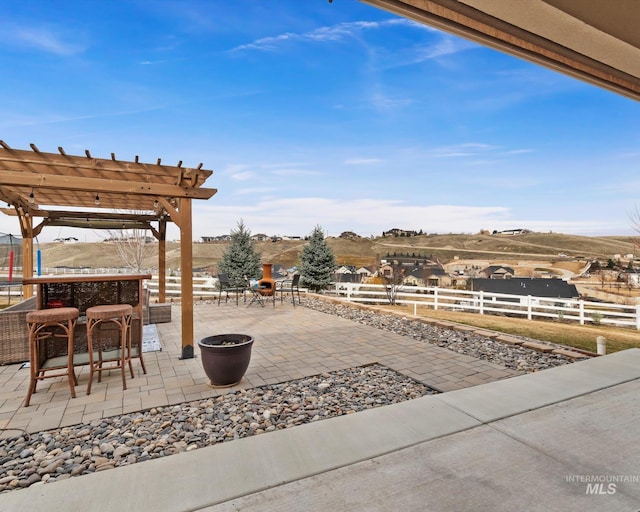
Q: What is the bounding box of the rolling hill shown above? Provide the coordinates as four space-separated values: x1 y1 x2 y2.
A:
33 232 637 273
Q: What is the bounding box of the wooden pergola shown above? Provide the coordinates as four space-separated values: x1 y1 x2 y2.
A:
0 140 217 359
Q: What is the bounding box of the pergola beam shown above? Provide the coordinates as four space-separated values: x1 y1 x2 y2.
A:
2 209 160 221
37 219 154 230
0 170 216 200
0 142 212 180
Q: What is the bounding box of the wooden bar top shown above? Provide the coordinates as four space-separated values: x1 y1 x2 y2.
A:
23 274 152 285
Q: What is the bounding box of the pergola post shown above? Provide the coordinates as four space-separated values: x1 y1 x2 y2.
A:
179 198 194 359
19 212 34 298
158 218 167 303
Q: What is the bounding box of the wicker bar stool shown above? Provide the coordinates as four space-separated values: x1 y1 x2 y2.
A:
24 307 80 407
86 304 134 395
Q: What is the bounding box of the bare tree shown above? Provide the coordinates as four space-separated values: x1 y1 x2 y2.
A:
629 206 640 254
380 264 406 305
104 216 152 272
598 269 607 289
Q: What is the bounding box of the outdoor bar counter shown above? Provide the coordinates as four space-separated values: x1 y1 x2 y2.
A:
23 273 152 359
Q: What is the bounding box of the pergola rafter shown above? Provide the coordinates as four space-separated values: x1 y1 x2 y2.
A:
0 141 217 359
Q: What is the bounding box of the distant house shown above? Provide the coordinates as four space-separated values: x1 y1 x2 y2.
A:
618 271 640 288
378 263 395 278
201 235 230 243
481 265 515 279
339 231 361 240
382 228 418 237
336 265 356 275
470 278 579 301
356 267 373 279
494 228 528 235
404 266 450 287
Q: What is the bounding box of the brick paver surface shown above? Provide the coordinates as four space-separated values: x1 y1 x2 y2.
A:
0 302 520 435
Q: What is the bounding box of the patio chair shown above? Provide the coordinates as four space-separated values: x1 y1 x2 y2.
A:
277 273 301 306
0 296 36 365
217 274 246 306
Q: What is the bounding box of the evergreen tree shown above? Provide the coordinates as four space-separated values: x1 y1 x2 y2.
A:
218 220 261 287
300 225 336 293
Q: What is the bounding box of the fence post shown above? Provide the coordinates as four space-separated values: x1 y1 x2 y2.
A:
433 288 438 310
527 295 532 320
479 290 484 315
579 300 585 325
636 305 640 330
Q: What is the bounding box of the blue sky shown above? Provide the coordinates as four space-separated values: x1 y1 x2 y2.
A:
1 0 639 242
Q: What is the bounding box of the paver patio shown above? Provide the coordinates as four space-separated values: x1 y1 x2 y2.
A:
0 301 519 436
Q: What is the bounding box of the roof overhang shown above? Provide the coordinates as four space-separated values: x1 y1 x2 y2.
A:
360 0 640 101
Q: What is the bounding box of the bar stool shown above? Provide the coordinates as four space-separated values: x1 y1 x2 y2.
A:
86 304 134 394
24 307 80 407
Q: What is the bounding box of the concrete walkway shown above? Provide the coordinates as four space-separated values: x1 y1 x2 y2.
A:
0 347 638 511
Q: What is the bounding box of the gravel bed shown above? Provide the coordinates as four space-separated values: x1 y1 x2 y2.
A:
301 297 584 372
0 297 585 493
0 364 434 493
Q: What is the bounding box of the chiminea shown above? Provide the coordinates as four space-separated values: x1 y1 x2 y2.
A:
257 263 275 296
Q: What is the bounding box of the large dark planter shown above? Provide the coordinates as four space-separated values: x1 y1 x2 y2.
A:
198 334 254 387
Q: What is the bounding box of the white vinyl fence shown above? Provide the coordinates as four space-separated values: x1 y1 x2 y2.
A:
145 275 219 300
6 269 640 330
331 282 640 330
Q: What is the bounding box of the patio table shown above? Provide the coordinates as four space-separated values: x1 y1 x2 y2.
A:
247 286 267 307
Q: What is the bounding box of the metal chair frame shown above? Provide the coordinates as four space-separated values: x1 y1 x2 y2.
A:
217 274 247 306
277 274 301 306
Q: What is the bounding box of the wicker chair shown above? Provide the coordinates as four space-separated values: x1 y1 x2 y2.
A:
0 297 37 365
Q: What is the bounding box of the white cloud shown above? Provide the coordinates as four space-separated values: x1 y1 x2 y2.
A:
235 187 277 195
230 171 255 181
7 195 629 244
370 91 413 110
221 165 256 181
190 196 632 240
344 158 383 165
271 168 323 177
231 18 424 53
502 149 533 155
190 197 513 238
399 36 477 67
0 23 85 56
429 143 497 158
